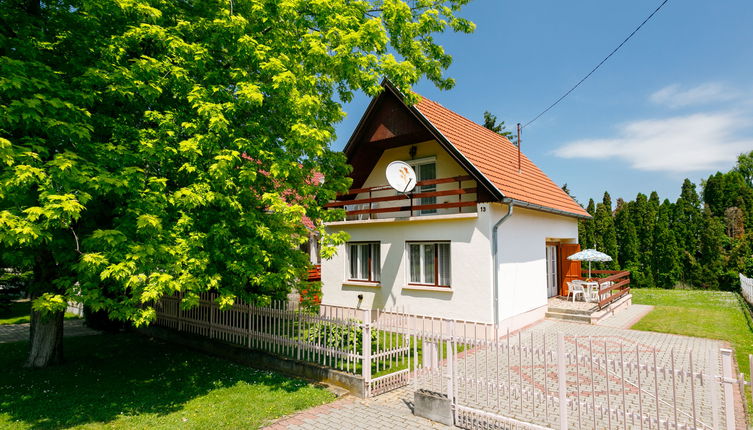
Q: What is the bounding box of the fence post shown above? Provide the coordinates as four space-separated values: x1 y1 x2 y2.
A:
710 348 721 430
177 293 183 332
557 333 568 430
209 293 215 339
446 320 454 402
362 309 372 397
721 348 736 430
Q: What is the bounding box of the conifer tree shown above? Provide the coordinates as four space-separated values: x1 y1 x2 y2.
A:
595 192 619 270
698 205 725 289
653 200 681 288
631 193 655 288
615 201 639 269
579 198 596 249
673 179 703 286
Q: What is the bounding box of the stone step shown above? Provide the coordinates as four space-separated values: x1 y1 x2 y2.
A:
546 305 599 316
544 311 595 324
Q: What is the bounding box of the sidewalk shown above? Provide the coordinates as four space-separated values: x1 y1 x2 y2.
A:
0 319 98 343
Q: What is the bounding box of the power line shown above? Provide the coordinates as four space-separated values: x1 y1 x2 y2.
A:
523 0 670 129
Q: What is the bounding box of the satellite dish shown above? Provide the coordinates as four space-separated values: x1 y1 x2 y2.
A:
386 161 417 193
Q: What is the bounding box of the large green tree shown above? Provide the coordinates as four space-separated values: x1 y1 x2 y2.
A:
0 0 474 367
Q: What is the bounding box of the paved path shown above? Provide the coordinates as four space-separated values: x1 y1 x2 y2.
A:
0 319 98 343
265 313 739 430
597 304 655 329
266 387 447 430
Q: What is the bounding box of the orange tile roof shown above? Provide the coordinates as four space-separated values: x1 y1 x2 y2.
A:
413 96 589 218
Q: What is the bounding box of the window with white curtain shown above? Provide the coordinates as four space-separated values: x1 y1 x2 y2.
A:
407 242 451 287
348 242 380 282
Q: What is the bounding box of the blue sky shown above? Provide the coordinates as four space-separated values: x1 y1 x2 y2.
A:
331 0 753 206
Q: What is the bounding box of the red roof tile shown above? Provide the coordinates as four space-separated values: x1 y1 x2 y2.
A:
413 96 589 218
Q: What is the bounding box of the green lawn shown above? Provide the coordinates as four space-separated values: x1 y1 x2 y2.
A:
0 301 80 325
0 333 335 429
632 289 753 408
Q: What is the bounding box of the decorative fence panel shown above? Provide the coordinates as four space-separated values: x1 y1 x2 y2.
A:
412 326 744 430
741 273 753 306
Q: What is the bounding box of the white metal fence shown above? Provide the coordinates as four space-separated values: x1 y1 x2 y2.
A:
741 273 753 306
155 297 750 429
412 324 745 430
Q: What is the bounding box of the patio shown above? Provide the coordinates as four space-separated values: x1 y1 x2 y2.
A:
546 292 633 324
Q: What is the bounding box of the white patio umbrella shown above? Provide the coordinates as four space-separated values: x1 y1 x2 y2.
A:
567 249 613 278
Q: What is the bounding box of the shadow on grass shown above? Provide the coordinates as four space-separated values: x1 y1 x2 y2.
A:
0 332 320 429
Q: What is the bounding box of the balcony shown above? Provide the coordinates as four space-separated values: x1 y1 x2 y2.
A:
325 175 478 221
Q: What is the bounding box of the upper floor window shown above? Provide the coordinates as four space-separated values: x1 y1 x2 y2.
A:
408 242 451 287
408 158 436 215
348 242 380 282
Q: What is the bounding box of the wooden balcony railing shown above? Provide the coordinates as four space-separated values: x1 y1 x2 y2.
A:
306 264 321 282
325 175 477 219
580 269 631 309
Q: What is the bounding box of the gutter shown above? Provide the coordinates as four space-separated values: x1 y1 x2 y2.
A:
491 200 514 324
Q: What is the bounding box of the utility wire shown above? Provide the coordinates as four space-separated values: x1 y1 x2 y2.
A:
523 0 670 129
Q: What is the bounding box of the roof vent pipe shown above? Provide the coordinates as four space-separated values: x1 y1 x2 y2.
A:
492 200 514 324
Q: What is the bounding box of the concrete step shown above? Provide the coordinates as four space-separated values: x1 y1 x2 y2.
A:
545 305 599 316
544 311 595 324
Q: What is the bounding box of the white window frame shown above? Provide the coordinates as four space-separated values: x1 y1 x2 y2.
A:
406 157 437 215
347 242 380 282
406 241 451 287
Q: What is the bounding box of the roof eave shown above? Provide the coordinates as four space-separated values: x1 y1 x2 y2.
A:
505 198 592 219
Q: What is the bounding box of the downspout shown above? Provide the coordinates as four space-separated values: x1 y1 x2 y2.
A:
492 200 514 324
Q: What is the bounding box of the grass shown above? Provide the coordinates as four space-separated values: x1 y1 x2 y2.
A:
0 301 80 325
631 288 753 411
0 333 335 429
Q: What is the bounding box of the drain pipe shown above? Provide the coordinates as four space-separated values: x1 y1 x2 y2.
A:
492 200 514 325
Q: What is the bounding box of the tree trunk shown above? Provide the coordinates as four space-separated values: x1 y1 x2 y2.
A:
25 308 64 368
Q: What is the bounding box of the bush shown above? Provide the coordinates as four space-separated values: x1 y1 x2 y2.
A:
306 320 362 349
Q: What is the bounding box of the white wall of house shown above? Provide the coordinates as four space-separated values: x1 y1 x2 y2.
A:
322 208 496 323
490 203 579 327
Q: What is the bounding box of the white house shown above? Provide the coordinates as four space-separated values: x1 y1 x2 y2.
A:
321 81 589 331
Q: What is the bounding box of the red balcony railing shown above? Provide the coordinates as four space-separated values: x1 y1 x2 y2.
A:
325 175 477 219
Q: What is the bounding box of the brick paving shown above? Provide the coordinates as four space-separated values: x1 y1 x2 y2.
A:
0 319 98 343
265 317 741 430
597 304 654 329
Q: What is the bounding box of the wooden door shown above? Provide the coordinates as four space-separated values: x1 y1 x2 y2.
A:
558 244 581 296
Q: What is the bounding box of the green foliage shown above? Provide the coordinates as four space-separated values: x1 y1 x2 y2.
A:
306 319 363 350
0 0 474 333
578 198 596 249
482 111 514 141
580 152 753 291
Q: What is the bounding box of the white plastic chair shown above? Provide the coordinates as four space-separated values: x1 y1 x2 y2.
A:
567 281 586 302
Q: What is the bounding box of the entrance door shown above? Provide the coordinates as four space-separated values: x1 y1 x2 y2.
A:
546 245 558 297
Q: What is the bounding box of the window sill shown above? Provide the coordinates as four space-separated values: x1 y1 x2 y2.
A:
402 285 453 293
342 280 381 288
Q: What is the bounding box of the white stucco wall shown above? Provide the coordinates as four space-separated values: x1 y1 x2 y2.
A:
322 206 496 323
490 203 579 325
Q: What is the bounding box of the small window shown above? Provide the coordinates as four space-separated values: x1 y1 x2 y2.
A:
407 242 451 287
348 242 380 282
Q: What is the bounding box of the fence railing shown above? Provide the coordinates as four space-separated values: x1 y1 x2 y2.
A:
413 324 744 430
155 297 750 430
741 273 753 306
581 270 631 309
324 175 478 220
